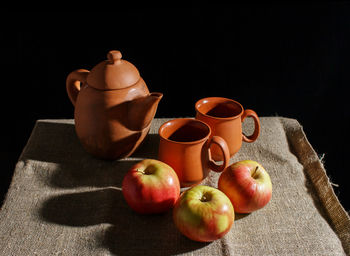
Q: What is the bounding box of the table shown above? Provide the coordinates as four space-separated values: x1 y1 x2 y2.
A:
0 117 349 255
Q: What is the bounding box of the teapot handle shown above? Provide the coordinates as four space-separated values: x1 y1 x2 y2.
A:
66 69 90 106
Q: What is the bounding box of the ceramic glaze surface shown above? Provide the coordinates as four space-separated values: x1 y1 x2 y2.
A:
66 50 163 159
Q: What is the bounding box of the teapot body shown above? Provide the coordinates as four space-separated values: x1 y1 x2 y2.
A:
66 51 162 160
74 78 150 159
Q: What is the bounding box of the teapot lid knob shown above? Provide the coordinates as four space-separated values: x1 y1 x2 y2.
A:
87 50 140 90
107 50 122 64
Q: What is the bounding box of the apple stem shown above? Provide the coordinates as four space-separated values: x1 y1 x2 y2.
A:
252 166 259 177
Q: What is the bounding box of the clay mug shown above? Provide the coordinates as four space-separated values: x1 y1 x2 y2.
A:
195 97 260 161
158 118 230 187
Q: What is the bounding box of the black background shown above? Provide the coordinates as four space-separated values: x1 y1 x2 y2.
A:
1 6 349 212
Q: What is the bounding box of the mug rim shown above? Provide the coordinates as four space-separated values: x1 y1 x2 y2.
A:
158 118 211 145
195 97 244 120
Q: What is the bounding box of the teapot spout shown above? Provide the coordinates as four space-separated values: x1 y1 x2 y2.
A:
128 92 163 131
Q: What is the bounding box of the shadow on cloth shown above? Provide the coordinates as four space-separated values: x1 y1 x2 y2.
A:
40 188 209 255
22 120 160 189
47 160 139 188
45 133 159 189
32 121 208 254
234 213 250 221
46 132 159 189
22 121 160 164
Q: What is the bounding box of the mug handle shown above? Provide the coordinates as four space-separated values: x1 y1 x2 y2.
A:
66 69 90 106
208 136 230 172
241 109 261 143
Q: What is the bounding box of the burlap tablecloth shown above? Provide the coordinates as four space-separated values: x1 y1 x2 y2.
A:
0 117 349 255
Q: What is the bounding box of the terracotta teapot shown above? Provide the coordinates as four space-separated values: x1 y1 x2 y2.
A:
66 50 163 159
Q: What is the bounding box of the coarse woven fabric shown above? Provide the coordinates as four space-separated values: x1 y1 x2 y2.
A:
0 117 349 256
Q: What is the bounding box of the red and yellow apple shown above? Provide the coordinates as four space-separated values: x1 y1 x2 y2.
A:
122 159 180 214
173 185 234 242
218 160 272 213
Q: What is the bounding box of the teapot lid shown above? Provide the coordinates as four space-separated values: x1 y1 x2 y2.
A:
87 50 140 90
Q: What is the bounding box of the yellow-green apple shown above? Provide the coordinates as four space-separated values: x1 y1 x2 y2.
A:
122 159 180 214
218 160 272 213
173 185 234 242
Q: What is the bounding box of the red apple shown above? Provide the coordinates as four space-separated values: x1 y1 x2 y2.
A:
173 185 234 242
218 160 272 213
122 159 180 214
